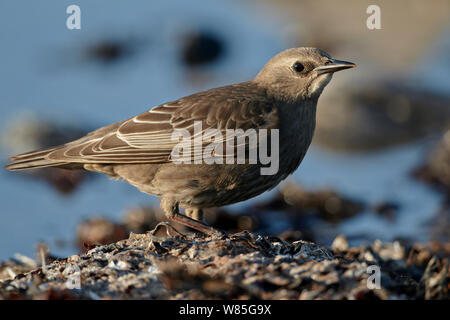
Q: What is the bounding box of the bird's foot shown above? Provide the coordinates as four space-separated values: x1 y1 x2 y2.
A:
148 221 186 242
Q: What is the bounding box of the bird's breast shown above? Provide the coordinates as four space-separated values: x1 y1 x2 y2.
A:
277 101 317 176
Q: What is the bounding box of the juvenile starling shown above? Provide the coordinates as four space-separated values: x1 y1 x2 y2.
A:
5 47 355 236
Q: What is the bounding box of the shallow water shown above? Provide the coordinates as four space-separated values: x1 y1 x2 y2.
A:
0 1 447 260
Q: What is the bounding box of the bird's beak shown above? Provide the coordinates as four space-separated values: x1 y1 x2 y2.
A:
314 59 356 74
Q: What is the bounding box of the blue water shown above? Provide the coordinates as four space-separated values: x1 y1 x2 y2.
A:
0 0 446 260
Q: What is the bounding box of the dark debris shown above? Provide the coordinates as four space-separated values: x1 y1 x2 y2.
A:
0 232 447 300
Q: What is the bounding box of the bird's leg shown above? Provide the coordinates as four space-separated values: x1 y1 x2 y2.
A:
171 212 224 237
161 198 223 237
185 208 204 221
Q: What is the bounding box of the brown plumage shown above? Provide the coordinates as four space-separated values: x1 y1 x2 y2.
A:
5 47 355 236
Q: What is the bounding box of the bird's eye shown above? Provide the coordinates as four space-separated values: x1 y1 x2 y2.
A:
324 60 332 65
292 62 304 73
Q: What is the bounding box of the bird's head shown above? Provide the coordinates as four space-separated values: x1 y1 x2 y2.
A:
254 47 355 101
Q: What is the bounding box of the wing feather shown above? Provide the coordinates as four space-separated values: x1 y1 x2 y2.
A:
7 82 279 168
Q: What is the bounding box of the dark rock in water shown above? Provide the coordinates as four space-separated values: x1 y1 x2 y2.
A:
76 217 128 252
180 31 225 67
205 208 259 233
278 229 315 243
256 183 364 224
373 201 400 220
316 81 450 150
33 167 88 194
0 232 447 300
90 42 125 62
2 115 89 152
86 39 137 64
122 207 166 234
414 129 450 195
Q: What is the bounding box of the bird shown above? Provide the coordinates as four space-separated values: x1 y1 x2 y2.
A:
5 47 355 236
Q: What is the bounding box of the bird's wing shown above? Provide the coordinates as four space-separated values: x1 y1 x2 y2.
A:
10 84 279 166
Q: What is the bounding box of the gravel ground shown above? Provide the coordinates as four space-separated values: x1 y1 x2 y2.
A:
0 229 448 300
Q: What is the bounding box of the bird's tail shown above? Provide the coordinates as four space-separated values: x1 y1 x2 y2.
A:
5 147 67 171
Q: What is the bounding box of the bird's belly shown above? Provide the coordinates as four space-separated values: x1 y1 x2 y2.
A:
157 150 306 208
128 162 276 207
114 123 314 208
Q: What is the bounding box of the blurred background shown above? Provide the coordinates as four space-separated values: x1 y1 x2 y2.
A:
0 0 449 260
